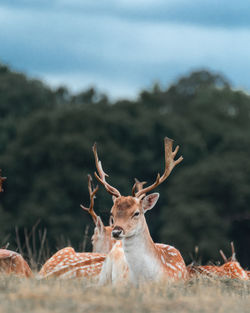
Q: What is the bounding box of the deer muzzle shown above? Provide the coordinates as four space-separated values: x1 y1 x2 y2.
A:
112 226 124 239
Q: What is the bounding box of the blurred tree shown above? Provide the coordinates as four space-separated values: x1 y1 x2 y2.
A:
0 64 54 118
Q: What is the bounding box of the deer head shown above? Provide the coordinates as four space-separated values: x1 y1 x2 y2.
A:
110 194 160 239
93 137 183 240
91 217 115 253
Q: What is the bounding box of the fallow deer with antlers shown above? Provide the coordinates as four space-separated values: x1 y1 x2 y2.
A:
98 179 150 285
187 242 248 280
38 175 107 279
80 175 116 254
94 137 188 285
218 242 248 280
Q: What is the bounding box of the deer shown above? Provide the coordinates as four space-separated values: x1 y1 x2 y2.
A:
93 137 188 285
38 175 108 279
218 242 248 280
97 179 150 285
80 175 116 254
0 248 33 278
187 242 248 280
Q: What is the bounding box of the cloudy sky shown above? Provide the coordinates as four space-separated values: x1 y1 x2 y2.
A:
0 0 250 99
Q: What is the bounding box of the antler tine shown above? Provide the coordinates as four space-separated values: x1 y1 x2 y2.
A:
132 178 147 197
219 249 228 263
80 174 99 224
93 143 121 197
135 137 183 198
1 242 10 249
230 241 236 261
0 169 7 193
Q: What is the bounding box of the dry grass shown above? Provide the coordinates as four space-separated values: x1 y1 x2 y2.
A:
0 275 249 313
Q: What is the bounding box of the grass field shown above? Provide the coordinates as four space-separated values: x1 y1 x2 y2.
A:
0 275 249 313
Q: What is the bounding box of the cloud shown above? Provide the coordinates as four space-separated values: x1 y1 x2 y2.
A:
1 0 250 28
1 3 250 99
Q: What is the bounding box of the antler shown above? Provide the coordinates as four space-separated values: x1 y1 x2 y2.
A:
230 241 236 261
219 249 228 263
80 174 99 224
219 242 236 263
0 169 7 193
135 137 183 198
132 178 147 197
1 242 9 249
92 143 121 198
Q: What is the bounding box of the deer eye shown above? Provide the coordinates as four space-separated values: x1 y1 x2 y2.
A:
132 211 140 218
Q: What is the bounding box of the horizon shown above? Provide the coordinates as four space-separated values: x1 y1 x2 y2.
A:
3 63 250 102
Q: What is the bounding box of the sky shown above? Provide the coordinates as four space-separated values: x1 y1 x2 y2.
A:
1 0 250 99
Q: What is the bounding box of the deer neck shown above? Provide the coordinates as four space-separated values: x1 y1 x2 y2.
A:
122 217 162 284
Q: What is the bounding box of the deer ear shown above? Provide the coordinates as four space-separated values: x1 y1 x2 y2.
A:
142 193 160 213
109 215 114 227
95 216 104 234
112 196 116 203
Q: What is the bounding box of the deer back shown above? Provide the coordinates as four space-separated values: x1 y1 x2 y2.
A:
0 249 33 278
38 247 106 279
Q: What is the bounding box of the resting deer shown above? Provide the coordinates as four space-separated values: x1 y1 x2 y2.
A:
94 137 188 285
0 248 33 278
80 175 116 254
38 175 108 279
98 179 149 285
219 242 248 280
187 242 248 280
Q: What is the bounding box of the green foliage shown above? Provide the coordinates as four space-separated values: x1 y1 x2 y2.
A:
0 65 250 267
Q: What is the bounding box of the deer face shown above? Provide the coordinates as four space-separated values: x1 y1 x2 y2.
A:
111 194 159 240
91 217 116 253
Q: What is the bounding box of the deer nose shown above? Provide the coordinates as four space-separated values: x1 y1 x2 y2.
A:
112 226 123 239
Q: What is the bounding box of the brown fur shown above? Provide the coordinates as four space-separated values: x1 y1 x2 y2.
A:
39 247 106 279
0 249 33 278
92 225 116 253
115 197 137 211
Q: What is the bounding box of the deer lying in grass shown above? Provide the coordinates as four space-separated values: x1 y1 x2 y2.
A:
219 242 248 280
187 242 248 280
80 175 116 254
0 248 33 278
94 138 188 285
38 175 108 279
